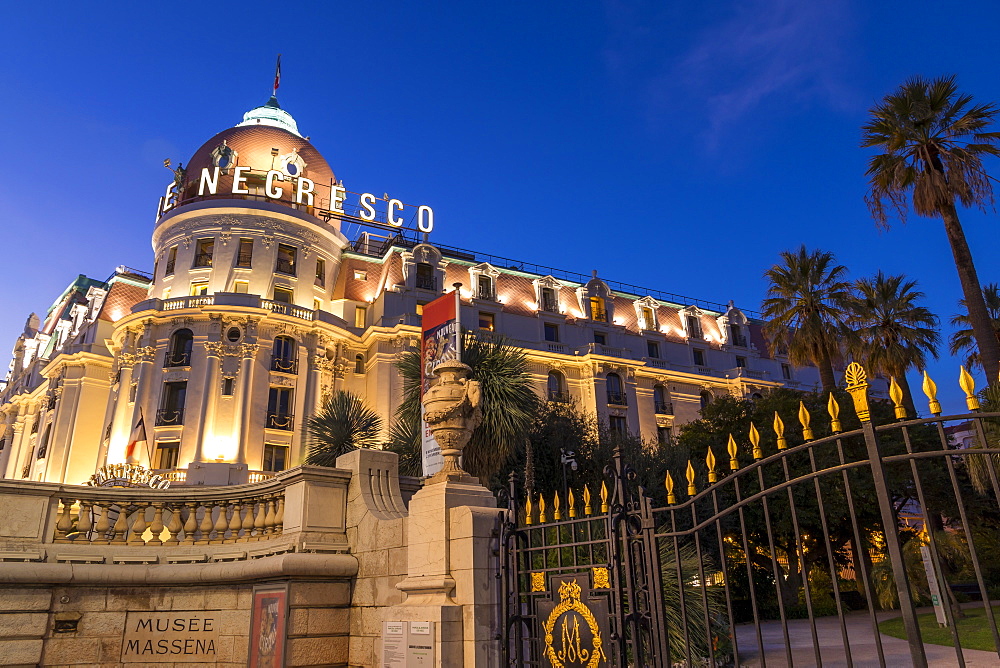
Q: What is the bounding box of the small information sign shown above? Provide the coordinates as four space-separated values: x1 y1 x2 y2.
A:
381 620 436 667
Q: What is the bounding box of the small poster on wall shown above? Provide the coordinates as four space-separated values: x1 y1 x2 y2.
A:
248 584 288 667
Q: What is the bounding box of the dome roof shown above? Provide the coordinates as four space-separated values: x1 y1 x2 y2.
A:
178 98 335 209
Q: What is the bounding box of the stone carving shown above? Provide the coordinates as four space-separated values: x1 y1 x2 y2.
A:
134 346 157 363
422 360 482 483
270 374 295 387
219 231 231 245
240 343 260 359
310 355 334 373
261 235 274 249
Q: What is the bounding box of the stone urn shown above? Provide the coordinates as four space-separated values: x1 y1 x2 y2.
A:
422 360 482 483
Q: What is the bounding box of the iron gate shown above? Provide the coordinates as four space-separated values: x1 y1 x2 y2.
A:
498 363 1000 667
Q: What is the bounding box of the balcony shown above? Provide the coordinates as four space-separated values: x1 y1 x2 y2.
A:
475 287 496 301
193 253 213 268
729 367 768 381
548 391 572 403
163 351 191 367
266 412 295 431
415 275 437 291
546 342 568 354
581 343 630 359
275 259 296 275
155 409 184 426
644 358 669 370
606 392 628 407
541 298 559 314
655 401 674 415
270 356 298 374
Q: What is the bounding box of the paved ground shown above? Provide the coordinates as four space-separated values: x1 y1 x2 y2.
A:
733 605 1000 667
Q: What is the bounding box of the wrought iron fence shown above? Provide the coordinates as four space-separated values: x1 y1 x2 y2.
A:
499 363 1000 667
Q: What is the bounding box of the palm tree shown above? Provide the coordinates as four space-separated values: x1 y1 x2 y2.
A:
949 283 1000 372
305 390 382 467
389 331 540 487
762 246 853 392
846 272 940 415
862 75 1000 386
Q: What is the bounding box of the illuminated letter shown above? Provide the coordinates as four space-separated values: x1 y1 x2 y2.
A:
387 198 404 227
296 177 315 205
265 170 284 199
232 166 251 195
331 184 346 212
198 167 219 196
359 193 376 221
161 182 176 213
417 205 434 233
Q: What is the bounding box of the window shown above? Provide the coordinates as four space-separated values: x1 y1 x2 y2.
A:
273 286 293 303
736 356 747 368
233 280 249 294
313 298 322 311
315 257 326 287
654 386 671 414
263 444 289 472
479 312 495 331
781 364 792 380
693 349 705 366
547 371 567 402
193 238 214 267
165 329 193 367
157 381 187 425
222 377 235 396
686 314 703 339
699 390 713 412
609 416 627 435
640 306 656 331
271 336 297 373
477 274 494 301
355 305 367 329
730 324 748 347
353 270 367 281
590 297 607 322
266 387 294 430
647 341 660 359
155 441 180 469
226 327 241 343
236 238 253 268
415 263 435 290
276 244 297 275
544 323 560 342
606 373 626 406
190 281 208 296
594 331 607 346
657 426 672 445
165 246 177 275
541 287 558 313
355 354 365 374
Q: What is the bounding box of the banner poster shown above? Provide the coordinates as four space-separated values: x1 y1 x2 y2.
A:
420 290 461 476
248 584 288 668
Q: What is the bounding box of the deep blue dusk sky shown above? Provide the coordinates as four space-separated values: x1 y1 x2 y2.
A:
1 1 998 412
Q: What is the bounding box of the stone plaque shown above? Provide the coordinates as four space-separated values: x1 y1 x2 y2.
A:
121 611 220 663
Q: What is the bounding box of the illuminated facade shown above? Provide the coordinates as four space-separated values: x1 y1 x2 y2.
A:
0 95 831 485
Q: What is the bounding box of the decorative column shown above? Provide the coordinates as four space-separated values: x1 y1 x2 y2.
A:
195 341 224 462
1 417 24 479
235 342 259 465
388 360 499 666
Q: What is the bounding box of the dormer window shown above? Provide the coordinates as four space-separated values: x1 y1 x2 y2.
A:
477 274 495 301
590 297 608 322
730 324 748 347
640 307 656 330
541 287 558 313
415 263 436 291
685 314 703 339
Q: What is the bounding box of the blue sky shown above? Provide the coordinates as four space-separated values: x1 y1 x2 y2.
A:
1 1 998 412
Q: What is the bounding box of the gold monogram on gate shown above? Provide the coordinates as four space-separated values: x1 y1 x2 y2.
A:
542 580 607 667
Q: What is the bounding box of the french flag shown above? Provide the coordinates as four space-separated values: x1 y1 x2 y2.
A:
125 414 147 462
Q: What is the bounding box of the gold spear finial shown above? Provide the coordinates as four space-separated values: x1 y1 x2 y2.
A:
959 366 980 411
706 447 718 483
828 392 842 433
599 481 609 513
538 494 547 523
798 401 814 440
845 362 871 422
665 471 676 505
583 484 592 516
889 377 907 419
525 495 533 526
774 412 787 450
568 488 577 518
922 370 941 416
686 460 696 496
750 422 762 460
553 491 562 521
727 433 739 470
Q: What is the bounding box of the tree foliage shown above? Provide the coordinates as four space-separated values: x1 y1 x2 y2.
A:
305 390 382 467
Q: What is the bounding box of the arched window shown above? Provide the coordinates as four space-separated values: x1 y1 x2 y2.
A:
271 336 297 373
699 390 713 412
165 329 193 367
547 371 566 402
606 373 626 406
355 354 365 374
653 385 671 414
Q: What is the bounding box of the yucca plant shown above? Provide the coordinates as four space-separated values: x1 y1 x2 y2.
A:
305 390 382 467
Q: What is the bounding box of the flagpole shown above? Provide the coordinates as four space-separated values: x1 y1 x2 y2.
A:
273 54 282 98
453 283 462 363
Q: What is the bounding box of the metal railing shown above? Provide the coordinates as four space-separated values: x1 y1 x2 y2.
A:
416 275 437 291
275 259 296 275
270 356 298 374
654 400 673 415
548 391 572 403
606 391 627 406
236 252 253 267
155 409 184 426
193 253 213 267
163 351 191 367
266 412 294 431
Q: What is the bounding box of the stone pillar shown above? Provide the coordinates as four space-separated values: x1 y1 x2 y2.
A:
194 342 222 462
236 343 259 465
1 418 24 479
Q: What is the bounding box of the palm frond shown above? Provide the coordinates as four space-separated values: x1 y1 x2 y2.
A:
305 390 383 467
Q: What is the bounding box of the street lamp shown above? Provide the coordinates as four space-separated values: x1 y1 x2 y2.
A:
559 448 578 495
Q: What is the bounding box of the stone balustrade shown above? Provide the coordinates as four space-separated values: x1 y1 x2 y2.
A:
0 465 351 564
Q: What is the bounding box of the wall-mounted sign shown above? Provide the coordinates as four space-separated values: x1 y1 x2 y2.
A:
381 621 435 667
121 611 220 663
248 584 288 667
535 575 610 667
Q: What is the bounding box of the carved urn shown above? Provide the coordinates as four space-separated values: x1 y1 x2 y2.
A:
422 360 482 482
